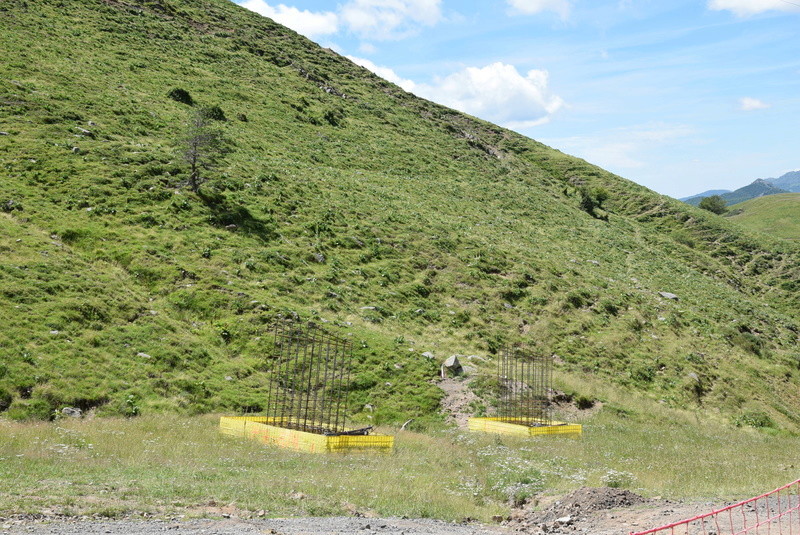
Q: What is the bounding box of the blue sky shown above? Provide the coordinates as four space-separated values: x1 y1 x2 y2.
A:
233 0 800 198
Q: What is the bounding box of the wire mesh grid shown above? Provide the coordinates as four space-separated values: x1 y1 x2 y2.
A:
497 345 554 427
264 321 359 436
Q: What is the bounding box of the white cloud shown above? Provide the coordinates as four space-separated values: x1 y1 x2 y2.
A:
340 0 443 40
414 62 565 128
739 97 770 111
546 123 695 172
342 59 564 128
239 1 339 38
346 55 417 92
358 42 378 54
708 0 800 16
239 0 443 41
507 0 572 19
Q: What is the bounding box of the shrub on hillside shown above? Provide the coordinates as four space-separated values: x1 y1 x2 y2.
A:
167 87 194 105
201 105 227 121
733 410 774 429
579 185 610 219
0 388 12 412
699 195 727 215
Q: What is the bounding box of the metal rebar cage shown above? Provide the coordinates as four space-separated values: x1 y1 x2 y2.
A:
496 346 553 427
264 321 358 436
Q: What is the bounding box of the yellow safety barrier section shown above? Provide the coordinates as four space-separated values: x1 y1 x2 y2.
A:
219 416 394 453
467 417 582 438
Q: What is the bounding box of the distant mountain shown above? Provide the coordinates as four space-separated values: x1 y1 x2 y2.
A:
684 180 788 207
683 170 799 207
680 189 730 203
766 170 800 192
722 179 789 206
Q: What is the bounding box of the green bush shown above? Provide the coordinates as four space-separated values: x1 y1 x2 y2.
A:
733 410 774 429
699 195 727 215
0 388 12 412
167 87 194 105
7 398 54 421
201 105 227 121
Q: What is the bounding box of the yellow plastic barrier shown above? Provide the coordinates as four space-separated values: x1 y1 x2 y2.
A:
467 417 582 438
219 416 394 453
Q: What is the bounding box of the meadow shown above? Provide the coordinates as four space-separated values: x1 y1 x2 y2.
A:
2 378 797 522
727 193 800 241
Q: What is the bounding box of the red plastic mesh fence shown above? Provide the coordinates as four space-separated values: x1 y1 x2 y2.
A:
632 480 800 535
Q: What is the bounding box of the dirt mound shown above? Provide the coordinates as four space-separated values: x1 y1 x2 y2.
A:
507 487 650 534
544 487 647 520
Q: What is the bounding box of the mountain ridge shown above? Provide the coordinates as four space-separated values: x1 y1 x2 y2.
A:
683 171 800 207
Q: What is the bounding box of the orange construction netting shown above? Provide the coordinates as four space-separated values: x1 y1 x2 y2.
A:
632 480 800 535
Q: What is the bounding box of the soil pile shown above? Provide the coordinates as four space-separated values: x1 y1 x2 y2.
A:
507 487 651 534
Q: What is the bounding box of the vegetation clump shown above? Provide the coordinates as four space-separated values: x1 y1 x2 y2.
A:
699 195 728 214
167 87 194 106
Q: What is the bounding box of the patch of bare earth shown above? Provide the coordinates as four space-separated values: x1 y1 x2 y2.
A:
438 377 480 428
505 487 728 535
437 376 601 428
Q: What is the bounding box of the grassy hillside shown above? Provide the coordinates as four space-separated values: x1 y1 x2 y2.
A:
727 193 800 241
2 0 800 430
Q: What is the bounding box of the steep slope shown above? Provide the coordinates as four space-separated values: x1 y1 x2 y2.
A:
1 0 800 428
727 193 800 241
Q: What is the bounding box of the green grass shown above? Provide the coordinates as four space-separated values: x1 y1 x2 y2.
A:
1 401 798 521
726 193 800 241
1 0 800 432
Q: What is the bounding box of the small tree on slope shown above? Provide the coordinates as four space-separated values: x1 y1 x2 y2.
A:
699 194 727 215
180 109 228 192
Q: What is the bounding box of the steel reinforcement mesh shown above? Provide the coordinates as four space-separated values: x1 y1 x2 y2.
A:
631 480 800 535
264 322 355 436
497 346 553 427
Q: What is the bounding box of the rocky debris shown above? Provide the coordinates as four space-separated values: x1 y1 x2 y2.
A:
506 487 648 534
441 355 464 377
659 291 679 300
61 407 82 418
75 127 95 138
2 199 23 212
422 351 435 360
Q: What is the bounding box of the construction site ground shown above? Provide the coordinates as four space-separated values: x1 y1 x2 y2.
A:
0 487 748 535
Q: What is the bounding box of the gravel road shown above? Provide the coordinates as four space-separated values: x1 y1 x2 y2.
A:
4 487 780 535
0 516 511 535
